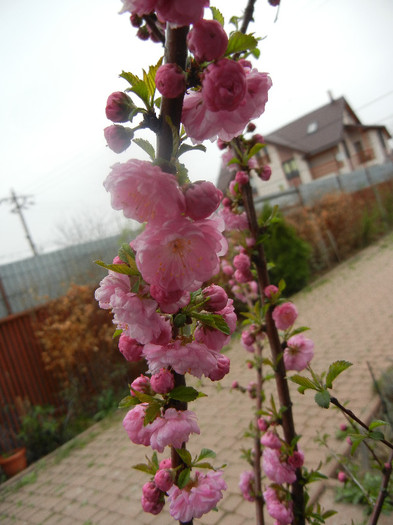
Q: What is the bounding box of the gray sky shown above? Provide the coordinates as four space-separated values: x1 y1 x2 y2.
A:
1 0 393 263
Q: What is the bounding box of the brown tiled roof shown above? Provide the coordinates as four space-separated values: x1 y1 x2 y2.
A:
265 97 356 155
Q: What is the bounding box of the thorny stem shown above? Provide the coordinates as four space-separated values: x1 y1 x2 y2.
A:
368 450 393 525
330 397 393 451
156 25 192 525
240 180 305 525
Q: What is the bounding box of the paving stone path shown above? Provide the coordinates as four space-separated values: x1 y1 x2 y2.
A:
1 233 393 525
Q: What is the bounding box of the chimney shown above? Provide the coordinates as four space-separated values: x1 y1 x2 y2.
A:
327 90 335 103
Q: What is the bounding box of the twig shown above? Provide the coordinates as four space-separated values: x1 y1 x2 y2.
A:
368 450 393 525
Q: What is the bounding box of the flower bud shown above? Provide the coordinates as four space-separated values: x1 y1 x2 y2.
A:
202 284 228 312
130 375 151 396
337 471 347 483
235 171 249 186
104 125 133 153
233 253 251 272
150 368 174 394
184 181 222 220
187 19 228 63
260 165 272 181
154 469 174 492
155 63 186 99
105 91 135 123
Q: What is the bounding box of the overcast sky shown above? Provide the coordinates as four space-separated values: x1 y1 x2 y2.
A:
1 0 393 263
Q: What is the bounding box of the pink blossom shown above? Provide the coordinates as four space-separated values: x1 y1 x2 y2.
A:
260 164 272 181
182 64 272 142
131 215 227 293
184 181 222 220
241 328 255 350
261 431 282 449
149 408 200 452
123 405 199 452
104 125 133 153
239 471 256 502
288 450 304 469
208 354 230 381
187 19 228 63
264 284 279 299
194 298 236 351
118 333 144 361
235 170 249 185
234 268 253 283
167 470 226 522
111 291 169 345
141 481 164 515
284 334 314 371
141 496 164 515
159 458 172 469
221 262 234 276
219 207 249 231
154 468 174 492
202 284 228 312
262 447 297 484
130 374 151 396
155 63 186 98
257 418 269 432
150 368 175 394
104 159 185 224
155 0 208 27
233 253 251 272
202 59 246 112
150 285 190 314
105 91 135 123
95 271 131 309
338 471 347 482
263 487 294 525
340 423 348 431
144 340 222 379
119 0 157 16
272 302 298 330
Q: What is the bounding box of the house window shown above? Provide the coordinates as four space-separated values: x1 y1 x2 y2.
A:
307 121 318 134
282 159 299 181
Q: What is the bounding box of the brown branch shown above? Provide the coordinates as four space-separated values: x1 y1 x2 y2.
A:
330 397 393 451
144 14 165 45
254 341 265 525
240 0 257 34
241 181 305 525
368 450 393 525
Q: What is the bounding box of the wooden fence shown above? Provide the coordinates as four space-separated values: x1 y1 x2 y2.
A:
0 307 58 451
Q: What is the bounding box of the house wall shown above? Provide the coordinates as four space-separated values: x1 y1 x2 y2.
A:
307 146 344 179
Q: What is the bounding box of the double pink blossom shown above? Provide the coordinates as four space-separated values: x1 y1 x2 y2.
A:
119 0 208 26
187 19 228 63
104 159 185 224
239 471 256 502
167 470 226 522
272 302 298 331
155 63 186 99
284 334 314 371
262 447 297 484
123 405 200 453
263 487 294 525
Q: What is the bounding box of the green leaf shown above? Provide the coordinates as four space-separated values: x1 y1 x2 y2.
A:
120 70 141 87
113 329 122 339
314 390 331 409
193 462 214 470
95 260 137 276
210 6 224 26
132 463 155 475
177 467 191 489
133 138 155 160
247 143 264 160
143 402 161 426
368 430 385 441
226 32 258 56
227 157 240 166
118 395 139 409
322 510 338 519
289 374 318 392
369 420 388 430
175 449 192 467
350 436 365 455
325 361 352 389
289 326 310 336
168 386 203 403
177 143 207 157
305 471 328 484
197 448 216 462
191 312 230 335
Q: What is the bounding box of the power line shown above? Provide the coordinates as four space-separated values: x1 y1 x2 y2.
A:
0 190 38 257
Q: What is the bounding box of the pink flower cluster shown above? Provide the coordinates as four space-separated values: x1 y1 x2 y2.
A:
182 59 272 143
263 487 294 525
119 0 209 27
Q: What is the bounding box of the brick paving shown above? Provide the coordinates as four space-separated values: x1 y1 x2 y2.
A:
1 234 393 525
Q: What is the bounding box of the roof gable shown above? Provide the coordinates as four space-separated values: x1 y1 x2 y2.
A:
265 97 359 155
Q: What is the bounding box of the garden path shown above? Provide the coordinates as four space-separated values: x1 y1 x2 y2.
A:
1 233 393 525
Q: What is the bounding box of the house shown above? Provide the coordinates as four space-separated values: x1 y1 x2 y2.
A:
217 96 392 197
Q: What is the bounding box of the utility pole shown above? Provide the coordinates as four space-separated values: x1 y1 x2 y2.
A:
0 189 38 257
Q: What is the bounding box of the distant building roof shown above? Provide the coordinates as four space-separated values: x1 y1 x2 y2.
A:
265 97 362 155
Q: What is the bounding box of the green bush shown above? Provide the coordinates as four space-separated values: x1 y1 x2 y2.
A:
259 206 311 296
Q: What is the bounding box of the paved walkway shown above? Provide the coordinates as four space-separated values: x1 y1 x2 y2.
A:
1 234 393 525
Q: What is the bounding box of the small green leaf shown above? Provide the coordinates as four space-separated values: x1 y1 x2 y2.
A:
120 70 142 87
129 81 150 107
289 374 318 392
193 462 214 470
368 430 385 441
118 395 139 409
210 6 224 26
226 32 258 56
191 312 230 335
227 157 240 166
289 326 310 336
144 402 161 426
177 143 207 157
322 510 338 519
95 260 137 276
177 467 191 489
132 463 155 475
325 360 352 389
113 329 122 339
314 390 331 409
176 449 192 467
350 436 365 455
197 448 216 462
369 420 388 430
133 138 156 160
169 386 203 403
247 143 264 160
